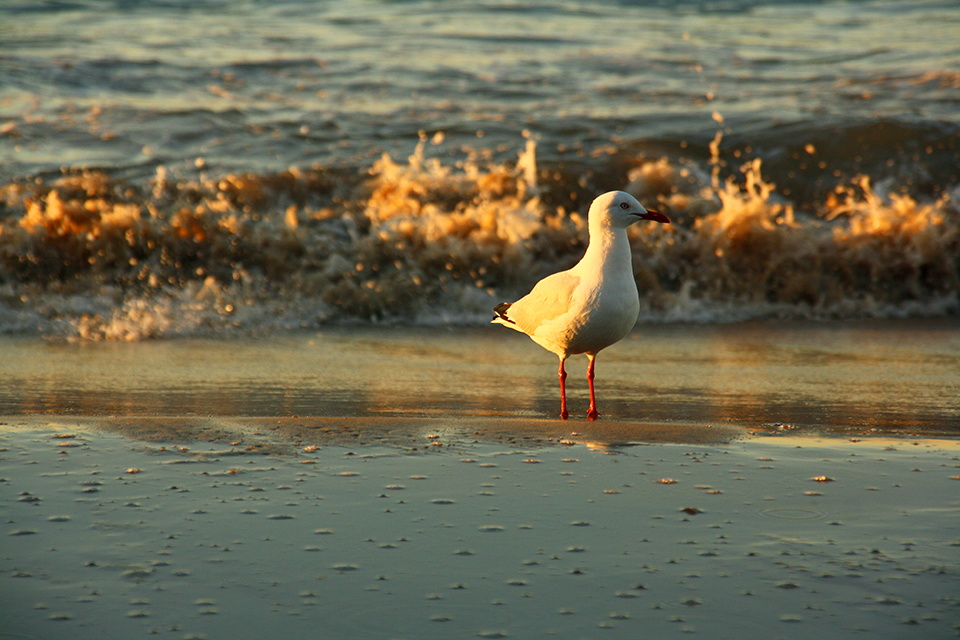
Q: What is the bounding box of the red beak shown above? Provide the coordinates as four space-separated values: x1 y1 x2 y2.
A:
638 210 670 224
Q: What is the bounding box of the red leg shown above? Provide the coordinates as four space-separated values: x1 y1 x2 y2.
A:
586 355 599 421
558 359 569 420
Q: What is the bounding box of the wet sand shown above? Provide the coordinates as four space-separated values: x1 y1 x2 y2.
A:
1 320 958 638
1 428 958 639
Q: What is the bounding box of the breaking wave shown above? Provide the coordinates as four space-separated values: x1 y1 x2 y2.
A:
1 127 957 340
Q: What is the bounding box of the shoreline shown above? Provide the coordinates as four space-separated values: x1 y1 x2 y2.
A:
0 415 750 451
2 414 957 453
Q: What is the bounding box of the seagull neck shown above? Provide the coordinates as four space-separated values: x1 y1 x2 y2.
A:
583 224 632 273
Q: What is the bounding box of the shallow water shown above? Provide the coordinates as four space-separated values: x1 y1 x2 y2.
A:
1 0 958 336
1 319 957 438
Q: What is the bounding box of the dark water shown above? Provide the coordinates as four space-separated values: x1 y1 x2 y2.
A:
1 0 958 338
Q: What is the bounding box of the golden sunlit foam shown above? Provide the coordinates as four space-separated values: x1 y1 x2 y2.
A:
0 130 956 341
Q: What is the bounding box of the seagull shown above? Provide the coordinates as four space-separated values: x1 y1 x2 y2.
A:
492 191 669 420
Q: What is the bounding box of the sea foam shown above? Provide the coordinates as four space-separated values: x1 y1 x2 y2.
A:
1 131 957 340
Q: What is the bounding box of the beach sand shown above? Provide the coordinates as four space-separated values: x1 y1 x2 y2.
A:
1 321 958 639
1 427 958 639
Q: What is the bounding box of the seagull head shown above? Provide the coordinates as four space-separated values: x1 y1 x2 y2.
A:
592 191 670 229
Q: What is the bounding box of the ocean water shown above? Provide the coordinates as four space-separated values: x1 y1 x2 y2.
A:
1 0 959 339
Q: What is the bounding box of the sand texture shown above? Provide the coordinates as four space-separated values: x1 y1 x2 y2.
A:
2 428 958 639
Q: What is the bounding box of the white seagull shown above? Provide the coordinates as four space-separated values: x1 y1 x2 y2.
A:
492 191 669 420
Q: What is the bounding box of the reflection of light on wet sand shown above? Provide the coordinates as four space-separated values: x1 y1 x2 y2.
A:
0 319 956 438
2 429 958 639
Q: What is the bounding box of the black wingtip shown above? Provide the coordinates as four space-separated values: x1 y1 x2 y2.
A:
492 302 514 324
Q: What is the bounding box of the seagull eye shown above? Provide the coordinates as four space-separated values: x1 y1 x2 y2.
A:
619 202 629 209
